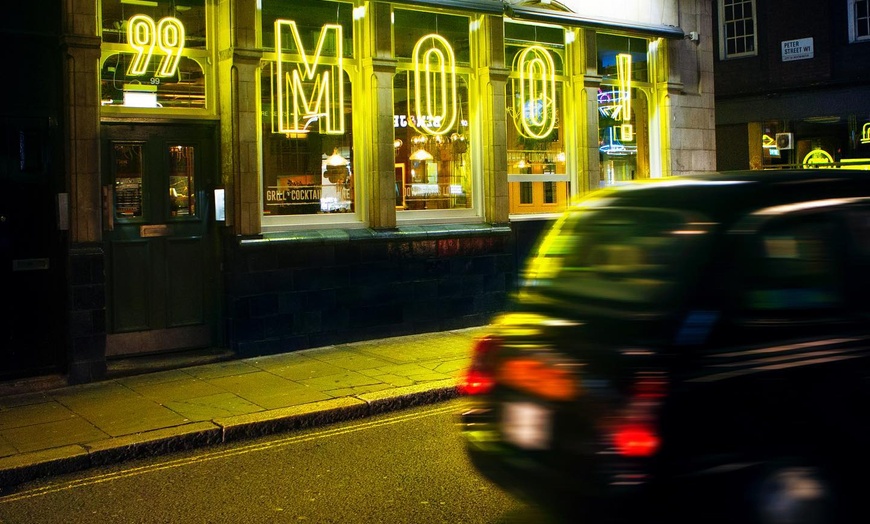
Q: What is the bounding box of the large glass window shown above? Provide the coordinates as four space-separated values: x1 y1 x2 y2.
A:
850 0 870 42
505 21 568 216
718 0 757 58
100 0 209 110
597 34 651 187
393 9 473 214
260 0 355 218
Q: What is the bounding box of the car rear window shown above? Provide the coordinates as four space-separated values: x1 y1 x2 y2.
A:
522 207 711 309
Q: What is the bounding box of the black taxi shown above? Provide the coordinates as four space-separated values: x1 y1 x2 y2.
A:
459 169 870 524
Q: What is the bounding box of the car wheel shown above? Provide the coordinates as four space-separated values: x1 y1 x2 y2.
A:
753 463 833 524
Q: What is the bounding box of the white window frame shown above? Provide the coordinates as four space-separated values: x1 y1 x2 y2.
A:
717 0 758 59
849 0 870 42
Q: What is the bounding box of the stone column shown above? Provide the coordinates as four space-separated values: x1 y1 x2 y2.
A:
580 29 603 192
63 0 106 383
357 2 398 229
474 15 509 225
218 0 262 236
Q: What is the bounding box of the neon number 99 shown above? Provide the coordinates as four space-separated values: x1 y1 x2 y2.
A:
125 15 186 78
156 17 185 77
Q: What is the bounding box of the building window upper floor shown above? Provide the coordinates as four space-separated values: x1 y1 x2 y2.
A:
718 0 757 59
850 0 870 42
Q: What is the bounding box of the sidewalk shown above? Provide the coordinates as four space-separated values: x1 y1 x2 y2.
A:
0 326 487 490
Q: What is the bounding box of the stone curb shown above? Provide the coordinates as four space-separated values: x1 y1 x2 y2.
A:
0 383 461 491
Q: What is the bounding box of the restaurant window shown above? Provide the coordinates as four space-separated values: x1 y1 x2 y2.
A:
393 9 473 215
850 0 870 42
99 0 210 111
718 0 757 58
505 21 568 216
597 34 651 187
259 0 356 219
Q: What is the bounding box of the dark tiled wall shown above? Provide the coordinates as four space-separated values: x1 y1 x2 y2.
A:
223 226 515 357
67 245 107 383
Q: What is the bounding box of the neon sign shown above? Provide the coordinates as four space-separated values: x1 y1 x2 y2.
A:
126 15 185 78
616 53 633 142
273 20 344 135
511 46 557 140
409 34 458 136
803 148 834 167
862 123 870 144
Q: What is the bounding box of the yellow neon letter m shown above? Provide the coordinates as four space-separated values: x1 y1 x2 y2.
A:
274 20 344 135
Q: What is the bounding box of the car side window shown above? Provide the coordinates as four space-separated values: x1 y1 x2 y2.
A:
844 208 870 315
739 214 845 315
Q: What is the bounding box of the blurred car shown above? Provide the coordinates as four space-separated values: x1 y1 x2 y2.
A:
458 169 870 524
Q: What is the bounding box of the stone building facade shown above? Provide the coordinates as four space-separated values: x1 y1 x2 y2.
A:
1 0 714 384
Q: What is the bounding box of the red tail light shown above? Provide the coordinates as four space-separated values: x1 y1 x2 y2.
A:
459 335 500 395
611 372 667 458
613 425 660 457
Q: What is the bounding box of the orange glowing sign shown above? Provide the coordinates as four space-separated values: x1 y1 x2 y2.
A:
511 45 557 140
409 34 458 136
126 14 185 78
273 20 345 135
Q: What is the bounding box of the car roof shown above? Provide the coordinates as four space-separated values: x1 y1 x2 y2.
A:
587 169 870 225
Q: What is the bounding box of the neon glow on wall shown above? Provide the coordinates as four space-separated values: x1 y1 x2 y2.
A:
126 15 185 78
274 20 345 135
512 45 557 140
410 34 458 136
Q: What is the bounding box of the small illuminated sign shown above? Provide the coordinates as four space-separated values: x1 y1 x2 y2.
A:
126 14 186 78
409 34 458 136
862 123 870 144
511 45 557 140
273 20 345 135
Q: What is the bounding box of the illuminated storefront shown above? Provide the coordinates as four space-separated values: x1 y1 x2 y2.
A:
49 0 713 383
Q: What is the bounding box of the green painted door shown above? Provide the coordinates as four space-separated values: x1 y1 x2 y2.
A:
102 124 220 357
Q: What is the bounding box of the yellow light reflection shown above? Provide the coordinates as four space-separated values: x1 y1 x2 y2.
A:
512 45 557 140
410 34 458 136
616 53 633 142
274 20 345 136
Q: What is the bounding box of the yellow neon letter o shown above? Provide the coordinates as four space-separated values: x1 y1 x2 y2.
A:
411 34 458 136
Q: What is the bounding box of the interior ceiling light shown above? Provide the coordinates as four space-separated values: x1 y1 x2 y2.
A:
410 148 433 161
803 116 841 124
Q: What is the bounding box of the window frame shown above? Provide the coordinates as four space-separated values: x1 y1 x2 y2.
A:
392 7 482 225
717 0 758 60
98 0 215 117
849 0 870 43
257 0 362 231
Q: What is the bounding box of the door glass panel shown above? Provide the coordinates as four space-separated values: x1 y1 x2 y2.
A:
168 145 196 217
112 143 143 218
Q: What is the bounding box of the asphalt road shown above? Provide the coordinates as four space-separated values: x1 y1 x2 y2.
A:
0 398 558 523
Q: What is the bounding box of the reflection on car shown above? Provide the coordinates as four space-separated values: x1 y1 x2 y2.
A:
458 169 870 524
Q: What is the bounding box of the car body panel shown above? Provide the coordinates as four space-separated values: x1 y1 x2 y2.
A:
459 169 870 523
